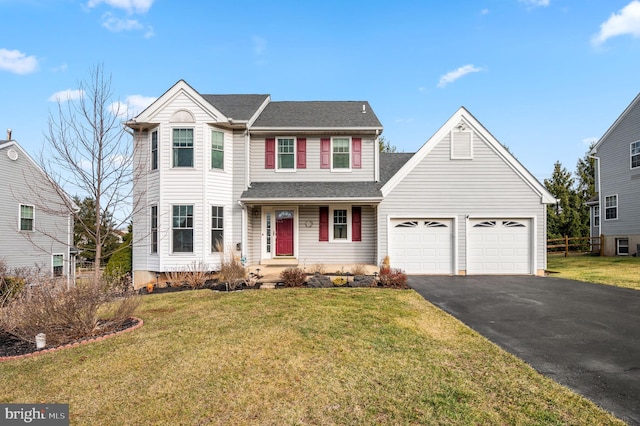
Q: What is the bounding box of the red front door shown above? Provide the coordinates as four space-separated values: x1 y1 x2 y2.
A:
275 210 294 256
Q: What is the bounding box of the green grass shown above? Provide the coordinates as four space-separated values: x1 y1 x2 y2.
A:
0 289 623 425
548 253 640 290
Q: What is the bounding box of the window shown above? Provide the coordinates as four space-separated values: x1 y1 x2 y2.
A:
277 138 295 169
211 206 223 252
333 209 348 240
332 137 350 169
632 141 640 169
593 206 600 227
605 195 617 220
172 205 193 253
616 238 629 256
172 128 194 167
151 130 158 170
20 204 34 231
53 254 63 276
211 131 224 170
151 205 158 253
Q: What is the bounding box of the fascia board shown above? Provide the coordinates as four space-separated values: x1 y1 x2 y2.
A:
381 107 557 204
249 126 383 133
132 80 228 125
591 92 640 154
240 196 383 204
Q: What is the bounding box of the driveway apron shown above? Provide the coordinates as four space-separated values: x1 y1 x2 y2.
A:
408 275 640 425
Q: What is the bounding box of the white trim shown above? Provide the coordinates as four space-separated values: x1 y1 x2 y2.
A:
329 205 351 242
630 140 640 170
52 253 65 277
331 136 352 172
450 127 473 160
275 136 297 172
261 206 299 259
616 237 630 256
604 194 618 221
150 128 159 172
381 107 556 204
18 203 35 232
170 203 195 254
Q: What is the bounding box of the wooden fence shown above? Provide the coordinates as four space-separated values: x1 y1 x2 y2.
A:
547 235 603 257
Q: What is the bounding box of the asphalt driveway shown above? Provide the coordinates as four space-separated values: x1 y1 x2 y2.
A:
408 275 640 425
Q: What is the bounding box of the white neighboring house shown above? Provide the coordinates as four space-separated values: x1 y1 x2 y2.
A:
126 80 555 289
0 132 76 285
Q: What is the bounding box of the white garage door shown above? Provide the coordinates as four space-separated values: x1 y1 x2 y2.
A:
468 219 531 274
389 219 453 274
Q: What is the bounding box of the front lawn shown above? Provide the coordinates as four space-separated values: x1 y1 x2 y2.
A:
548 254 640 290
0 289 622 425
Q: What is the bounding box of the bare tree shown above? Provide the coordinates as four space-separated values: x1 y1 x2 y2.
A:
34 64 139 284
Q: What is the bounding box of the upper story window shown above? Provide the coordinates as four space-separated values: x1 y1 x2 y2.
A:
20 204 34 231
605 195 617 220
172 205 193 253
151 130 158 170
172 128 194 168
631 141 640 169
211 131 224 170
278 138 295 170
332 137 350 170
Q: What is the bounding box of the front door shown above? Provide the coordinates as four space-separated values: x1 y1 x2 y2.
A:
275 210 294 256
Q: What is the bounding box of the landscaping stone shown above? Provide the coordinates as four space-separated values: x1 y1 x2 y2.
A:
306 273 333 288
351 275 376 287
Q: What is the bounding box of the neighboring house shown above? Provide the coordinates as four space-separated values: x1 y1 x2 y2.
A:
589 92 640 256
127 80 555 288
0 132 76 284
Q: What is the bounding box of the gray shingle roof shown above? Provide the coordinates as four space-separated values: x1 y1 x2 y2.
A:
378 153 414 186
252 101 383 128
202 94 269 121
241 181 382 201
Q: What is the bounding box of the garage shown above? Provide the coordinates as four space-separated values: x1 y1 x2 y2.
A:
389 218 453 274
468 218 531 274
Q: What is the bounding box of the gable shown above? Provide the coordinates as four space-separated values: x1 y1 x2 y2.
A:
133 80 228 125
591 92 640 155
382 107 556 204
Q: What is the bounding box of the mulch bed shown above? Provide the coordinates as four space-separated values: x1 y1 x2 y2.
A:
0 317 142 360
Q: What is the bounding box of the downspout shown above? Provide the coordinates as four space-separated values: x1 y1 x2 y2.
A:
374 129 380 182
238 200 247 264
245 130 251 189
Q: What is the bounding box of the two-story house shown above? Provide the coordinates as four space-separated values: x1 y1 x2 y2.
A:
127 80 555 288
0 132 76 284
589 92 640 256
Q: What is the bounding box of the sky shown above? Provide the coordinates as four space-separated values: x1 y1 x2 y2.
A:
1 0 640 183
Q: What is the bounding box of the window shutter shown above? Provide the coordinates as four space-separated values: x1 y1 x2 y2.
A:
319 206 329 241
352 138 362 169
265 138 275 169
297 138 306 169
320 138 330 169
352 206 362 242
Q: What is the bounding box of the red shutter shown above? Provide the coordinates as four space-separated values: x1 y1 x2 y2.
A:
265 138 275 169
352 138 362 169
319 206 329 241
320 138 330 169
352 206 362 242
297 138 306 169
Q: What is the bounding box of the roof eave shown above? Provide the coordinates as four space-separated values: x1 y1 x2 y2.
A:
240 196 383 204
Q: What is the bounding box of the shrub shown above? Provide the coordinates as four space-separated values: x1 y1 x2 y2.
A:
184 261 210 290
310 264 326 275
378 267 408 289
166 268 188 288
332 277 348 286
217 242 246 290
0 278 140 347
279 267 306 287
350 264 368 276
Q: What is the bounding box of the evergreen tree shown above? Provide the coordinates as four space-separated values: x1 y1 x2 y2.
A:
73 195 121 264
379 136 398 153
544 161 585 239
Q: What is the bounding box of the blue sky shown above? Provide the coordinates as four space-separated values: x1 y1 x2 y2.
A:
1 0 640 182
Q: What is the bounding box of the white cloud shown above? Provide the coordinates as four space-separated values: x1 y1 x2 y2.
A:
48 89 84 102
86 0 154 14
0 49 38 74
110 94 156 118
518 0 550 8
252 36 267 55
102 14 143 32
592 1 640 46
438 65 483 88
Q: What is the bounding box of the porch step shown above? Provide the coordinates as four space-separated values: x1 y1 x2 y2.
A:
259 259 299 267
